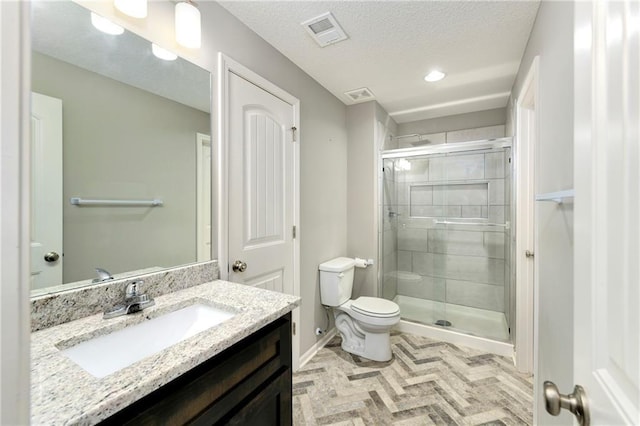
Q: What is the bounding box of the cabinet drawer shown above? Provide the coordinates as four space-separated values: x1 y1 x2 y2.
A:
100 313 292 426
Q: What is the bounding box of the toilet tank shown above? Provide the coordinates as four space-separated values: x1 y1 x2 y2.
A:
318 257 355 307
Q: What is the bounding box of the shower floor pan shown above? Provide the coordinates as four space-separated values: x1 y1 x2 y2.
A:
394 295 509 342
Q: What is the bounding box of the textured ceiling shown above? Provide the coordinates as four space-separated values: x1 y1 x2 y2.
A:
218 0 540 123
31 1 211 113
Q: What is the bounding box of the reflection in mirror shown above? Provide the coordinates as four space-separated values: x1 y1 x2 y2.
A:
30 1 212 295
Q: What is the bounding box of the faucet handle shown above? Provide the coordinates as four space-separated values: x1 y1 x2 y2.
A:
92 267 114 283
125 280 144 299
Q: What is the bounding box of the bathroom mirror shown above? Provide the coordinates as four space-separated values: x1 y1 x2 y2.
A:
30 1 212 295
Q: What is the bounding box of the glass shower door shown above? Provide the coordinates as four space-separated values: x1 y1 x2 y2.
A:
380 143 513 343
381 154 449 325
380 159 398 302
435 147 512 341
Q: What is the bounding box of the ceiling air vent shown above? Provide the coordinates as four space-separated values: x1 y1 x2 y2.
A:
344 87 375 103
301 12 348 47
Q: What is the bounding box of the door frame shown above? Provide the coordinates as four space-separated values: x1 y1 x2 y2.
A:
196 132 212 262
1 0 31 422
217 53 301 370
514 56 539 376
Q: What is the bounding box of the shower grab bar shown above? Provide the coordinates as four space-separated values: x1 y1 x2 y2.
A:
434 220 510 229
70 197 163 207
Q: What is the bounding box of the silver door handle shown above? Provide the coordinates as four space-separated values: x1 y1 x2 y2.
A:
232 260 247 273
44 251 60 263
543 381 590 426
525 250 534 258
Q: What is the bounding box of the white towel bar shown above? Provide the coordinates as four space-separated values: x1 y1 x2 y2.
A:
70 197 163 207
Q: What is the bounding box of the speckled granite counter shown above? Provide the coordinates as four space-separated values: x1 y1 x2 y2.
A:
31 280 300 425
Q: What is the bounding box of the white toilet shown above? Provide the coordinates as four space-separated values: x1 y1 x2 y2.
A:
319 257 401 362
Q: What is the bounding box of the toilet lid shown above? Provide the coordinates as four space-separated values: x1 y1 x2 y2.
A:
351 297 400 318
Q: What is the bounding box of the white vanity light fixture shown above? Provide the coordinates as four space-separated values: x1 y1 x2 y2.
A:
91 12 124 35
175 1 201 49
114 0 147 19
424 70 446 82
152 43 178 61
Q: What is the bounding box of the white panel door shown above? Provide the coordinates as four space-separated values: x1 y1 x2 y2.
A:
572 1 639 424
227 71 294 296
30 92 63 289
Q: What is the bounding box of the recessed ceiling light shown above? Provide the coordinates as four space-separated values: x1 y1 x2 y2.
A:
90 12 124 35
424 70 446 82
152 43 178 61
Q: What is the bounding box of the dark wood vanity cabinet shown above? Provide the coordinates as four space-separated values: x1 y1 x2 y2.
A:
99 313 292 426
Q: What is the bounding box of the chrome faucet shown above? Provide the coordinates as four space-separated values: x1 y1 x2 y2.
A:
92 267 114 283
103 280 155 319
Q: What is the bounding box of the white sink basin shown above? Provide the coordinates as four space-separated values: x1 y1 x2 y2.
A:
61 303 235 378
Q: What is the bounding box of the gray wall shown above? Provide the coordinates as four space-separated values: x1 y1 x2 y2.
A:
82 1 349 356
347 101 398 299
508 2 574 423
32 52 210 283
346 102 377 298
397 108 506 138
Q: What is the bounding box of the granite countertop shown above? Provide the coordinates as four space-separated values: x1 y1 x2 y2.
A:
31 280 300 425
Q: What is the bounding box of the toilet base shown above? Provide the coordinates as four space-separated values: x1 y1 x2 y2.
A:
334 311 393 362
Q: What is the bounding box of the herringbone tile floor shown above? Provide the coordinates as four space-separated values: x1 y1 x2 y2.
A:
293 331 533 425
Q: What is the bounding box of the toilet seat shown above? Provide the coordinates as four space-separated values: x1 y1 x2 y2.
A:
351 297 400 318
336 299 400 327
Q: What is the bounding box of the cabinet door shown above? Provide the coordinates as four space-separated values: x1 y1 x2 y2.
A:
225 370 292 426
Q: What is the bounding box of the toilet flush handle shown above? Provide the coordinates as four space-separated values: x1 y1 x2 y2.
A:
338 273 345 278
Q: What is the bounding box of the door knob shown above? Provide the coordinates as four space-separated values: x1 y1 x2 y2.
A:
232 260 247 273
44 251 60 263
543 381 590 426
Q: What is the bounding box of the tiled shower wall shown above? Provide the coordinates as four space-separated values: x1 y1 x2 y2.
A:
387 149 512 315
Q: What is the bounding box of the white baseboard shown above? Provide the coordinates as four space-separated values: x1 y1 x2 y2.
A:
297 328 337 370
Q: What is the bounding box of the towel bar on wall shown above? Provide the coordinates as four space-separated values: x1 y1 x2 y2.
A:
434 220 510 228
535 189 575 203
69 197 163 207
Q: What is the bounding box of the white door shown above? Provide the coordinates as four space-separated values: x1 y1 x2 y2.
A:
228 71 294 292
221 55 300 369
30 92 63 290
196 133 212 262
570 1 639 424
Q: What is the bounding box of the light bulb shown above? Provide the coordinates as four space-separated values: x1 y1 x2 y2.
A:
91 12 124 35
114 0 147 19
152 43 178 61
175 1 201 49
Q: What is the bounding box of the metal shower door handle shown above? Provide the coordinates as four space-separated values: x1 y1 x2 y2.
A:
543 381 590 426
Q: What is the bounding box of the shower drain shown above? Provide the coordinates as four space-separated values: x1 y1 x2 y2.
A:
434 319 452 327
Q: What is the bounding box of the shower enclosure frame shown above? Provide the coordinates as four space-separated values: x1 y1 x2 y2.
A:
378 137 517 357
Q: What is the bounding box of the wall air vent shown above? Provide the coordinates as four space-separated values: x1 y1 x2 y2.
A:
344 87 375 103
301 12 348 47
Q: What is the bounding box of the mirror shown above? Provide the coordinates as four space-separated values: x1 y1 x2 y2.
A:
30 1 212 295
